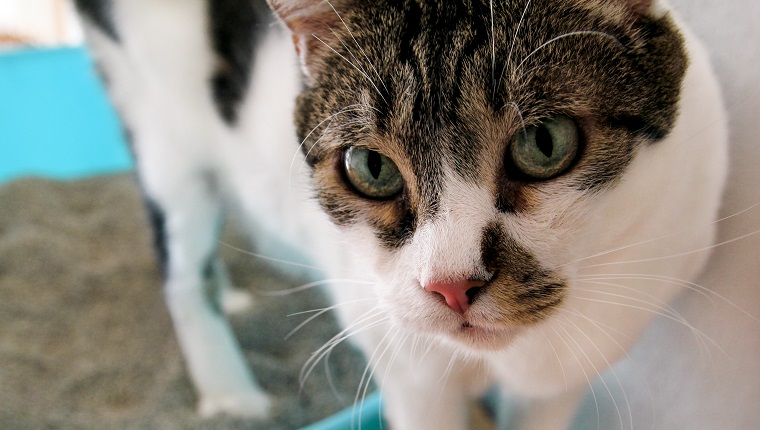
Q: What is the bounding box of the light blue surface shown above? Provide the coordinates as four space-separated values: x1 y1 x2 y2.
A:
301 392 384 430
0 47 133 183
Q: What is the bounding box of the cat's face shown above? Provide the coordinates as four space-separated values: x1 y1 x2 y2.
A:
270 0 690 350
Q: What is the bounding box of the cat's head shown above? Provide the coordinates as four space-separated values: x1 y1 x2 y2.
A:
269 0 716 351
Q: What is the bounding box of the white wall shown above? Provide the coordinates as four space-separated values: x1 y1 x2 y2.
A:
0 0 83 49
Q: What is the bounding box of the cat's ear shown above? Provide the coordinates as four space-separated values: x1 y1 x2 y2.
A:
614 0 668 18
267 0 344 81
620 0 651 14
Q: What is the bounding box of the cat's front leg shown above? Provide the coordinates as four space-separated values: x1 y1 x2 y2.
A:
141 170 270 418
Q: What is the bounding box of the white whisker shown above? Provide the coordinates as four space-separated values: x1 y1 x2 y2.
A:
579 273 715 306
296 112 377 175
559 306 632 342
217 240 326 271
312 34 387 103
515 31 623 74
380 332 408 392
300 307 387 387
354 328 397 430
288 298 376 317
578 280 689 325
265 278 375 297
285 298 376 340
579 273 760 323
552 323 602 430
324 0 388 93
539 328 569 391
332 29 375 90
502 101 529 142
581 228 760 269
557 319 621 430
490 0 496 97
573 294 727 359
555 201 760 270
288 104 367 171
368 333 408 430
439 349 459 385
497 0 532 93
288 103 377 175
288 104 371 195
562 306 660 430
562 316 632 430
301 314 389 390
324 350 344 402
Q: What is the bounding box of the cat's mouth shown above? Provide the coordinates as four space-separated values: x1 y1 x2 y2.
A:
448 321 519 350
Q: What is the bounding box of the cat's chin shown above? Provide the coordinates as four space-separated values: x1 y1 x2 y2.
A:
439 322 520 351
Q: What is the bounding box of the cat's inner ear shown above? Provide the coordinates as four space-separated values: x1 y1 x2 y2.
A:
267 0 344 81
615 0 666 18
623 0 651 13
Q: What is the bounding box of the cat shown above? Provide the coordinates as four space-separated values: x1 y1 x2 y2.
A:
73 0 760 428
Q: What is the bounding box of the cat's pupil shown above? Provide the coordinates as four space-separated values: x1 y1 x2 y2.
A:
535 125 554 158
367 151 382 179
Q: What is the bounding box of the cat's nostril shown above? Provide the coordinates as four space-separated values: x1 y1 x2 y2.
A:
465 286 484 303
430 291 447 303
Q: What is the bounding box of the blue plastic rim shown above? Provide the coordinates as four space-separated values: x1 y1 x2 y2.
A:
0 47 133 183
302 392 384 430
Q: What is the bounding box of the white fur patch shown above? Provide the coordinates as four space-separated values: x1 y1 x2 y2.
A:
415 167 496 286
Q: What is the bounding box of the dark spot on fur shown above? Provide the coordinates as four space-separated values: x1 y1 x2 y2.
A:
316 191 358 226
610 115 667 141
496 180 534 214
142 196 168 277
465 285 485 304
73 0 120 41
481 222 566 324
374 204 416 249
202 256 223 316
208 0 272 124
122 127 167 276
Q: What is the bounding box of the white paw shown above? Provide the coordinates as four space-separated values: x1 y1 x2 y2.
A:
221 287 254 315
198 390 272 419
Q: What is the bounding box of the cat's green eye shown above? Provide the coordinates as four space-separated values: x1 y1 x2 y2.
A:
510 115 579 180
343 146 404 199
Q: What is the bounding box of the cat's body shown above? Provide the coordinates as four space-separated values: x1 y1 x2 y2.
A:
74 0 312 417
74 0 760 428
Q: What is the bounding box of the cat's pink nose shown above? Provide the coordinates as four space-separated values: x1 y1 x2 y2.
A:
424 279 486 314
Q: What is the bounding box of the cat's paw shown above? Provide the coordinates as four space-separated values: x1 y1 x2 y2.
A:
198 390 272 419
221 287 254 315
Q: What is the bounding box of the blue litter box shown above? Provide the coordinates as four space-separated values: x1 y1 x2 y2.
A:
0 46 384 430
